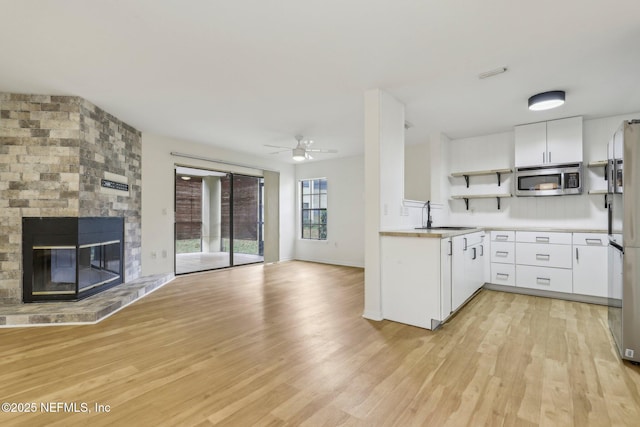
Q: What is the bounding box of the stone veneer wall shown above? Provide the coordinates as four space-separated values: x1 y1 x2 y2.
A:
0 93 142 304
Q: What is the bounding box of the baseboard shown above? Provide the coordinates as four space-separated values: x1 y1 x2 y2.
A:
362 310 383 321
483 283 608 306
293 256 364 269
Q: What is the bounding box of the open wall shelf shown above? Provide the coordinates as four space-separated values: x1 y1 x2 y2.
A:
451 193 512 210
451 168 513 187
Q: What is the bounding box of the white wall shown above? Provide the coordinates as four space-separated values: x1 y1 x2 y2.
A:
404 142 430 202
442 112 640 229
294 155 364 268
141 133 295 275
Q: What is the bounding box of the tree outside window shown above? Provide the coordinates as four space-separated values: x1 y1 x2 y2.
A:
301 178 327 240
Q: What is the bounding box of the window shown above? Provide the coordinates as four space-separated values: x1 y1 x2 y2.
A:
301 178 327 240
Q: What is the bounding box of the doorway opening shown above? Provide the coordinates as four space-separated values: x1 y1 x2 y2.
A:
175 167 264 274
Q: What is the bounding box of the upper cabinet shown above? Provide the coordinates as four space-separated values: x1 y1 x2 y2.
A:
514 116 583 167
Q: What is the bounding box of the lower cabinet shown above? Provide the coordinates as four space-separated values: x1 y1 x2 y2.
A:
573 233 608 297
452 232 485 311
380 235 452 330
487 230 608 301
490 263 515 286
515 265 573 293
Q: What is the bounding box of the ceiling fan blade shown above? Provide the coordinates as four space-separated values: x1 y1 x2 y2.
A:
306 148 338 153
269 149 289 155
264 144 292 150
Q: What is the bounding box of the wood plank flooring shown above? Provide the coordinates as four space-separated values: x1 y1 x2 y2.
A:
1 261 639 426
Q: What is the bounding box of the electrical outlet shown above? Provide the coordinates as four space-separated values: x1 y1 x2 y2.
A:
625 348 635 358
151 251 157 259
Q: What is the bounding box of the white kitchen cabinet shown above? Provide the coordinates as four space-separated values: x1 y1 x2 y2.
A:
515 242 573 269
573 233 608 298
441 237 452 319
515 122 547 167
514 117 582 167
515 231 572 245
452 232 485 311
514 231 573 293
380 235 452 330
515 264 573 293
490 231 516 287
490 263 516 286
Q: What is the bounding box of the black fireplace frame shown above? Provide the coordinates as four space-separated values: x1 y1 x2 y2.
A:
22 217 125 302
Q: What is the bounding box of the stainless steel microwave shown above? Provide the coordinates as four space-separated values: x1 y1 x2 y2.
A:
515 162 583 196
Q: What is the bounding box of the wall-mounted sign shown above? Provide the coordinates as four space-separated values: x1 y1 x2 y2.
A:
101 179 129 192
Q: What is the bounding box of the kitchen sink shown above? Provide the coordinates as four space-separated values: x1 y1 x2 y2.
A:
414 226 475 230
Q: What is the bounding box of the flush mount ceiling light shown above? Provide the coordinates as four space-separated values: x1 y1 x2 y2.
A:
528 90 566 111
180 176 191 180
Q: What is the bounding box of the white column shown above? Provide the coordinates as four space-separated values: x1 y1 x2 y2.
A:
363 89 406 321
202 176 222 253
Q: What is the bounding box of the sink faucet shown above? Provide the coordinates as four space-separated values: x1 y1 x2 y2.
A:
422 200 433 229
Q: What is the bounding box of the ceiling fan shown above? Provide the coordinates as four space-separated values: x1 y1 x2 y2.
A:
265 135 338 161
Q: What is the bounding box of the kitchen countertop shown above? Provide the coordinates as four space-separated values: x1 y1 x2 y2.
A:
379 228 482 238
380 226 608 238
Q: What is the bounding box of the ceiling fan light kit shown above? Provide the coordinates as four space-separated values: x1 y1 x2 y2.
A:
264 135 337 162
292 146 306 161
528 90 566 111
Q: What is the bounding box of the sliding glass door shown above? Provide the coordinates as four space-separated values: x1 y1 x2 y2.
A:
175 167 263 274
231 175 264 266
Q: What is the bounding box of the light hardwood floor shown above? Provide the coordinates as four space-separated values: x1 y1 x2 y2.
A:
1 261 639 426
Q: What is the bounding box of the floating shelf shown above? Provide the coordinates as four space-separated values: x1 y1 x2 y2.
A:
588 189 609 208
451 168 513 187
451 193 512 210
587 160 608 168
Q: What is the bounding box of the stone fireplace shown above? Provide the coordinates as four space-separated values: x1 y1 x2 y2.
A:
0 93 142 304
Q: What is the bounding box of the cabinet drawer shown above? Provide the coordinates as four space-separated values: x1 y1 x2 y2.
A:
572 233 607 246
491 241 515 264
491 231 515 242
516 242 572 268
490 263 515 286
516 265 572 293
516 231 572 245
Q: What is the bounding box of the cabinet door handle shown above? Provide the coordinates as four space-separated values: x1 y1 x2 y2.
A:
448 240 452 256
536 253 551 260
480 245 484 256
495 251 509 257
472 247 477 260
535 236 550 243
585 238 602 245
549 151 551 163
536 277 551 285
543 152 545 163
463 238 467 250
496 234 509 241
576 247 579 261
496 272 509 279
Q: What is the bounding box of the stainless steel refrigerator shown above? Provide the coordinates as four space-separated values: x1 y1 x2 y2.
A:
607 120 640 364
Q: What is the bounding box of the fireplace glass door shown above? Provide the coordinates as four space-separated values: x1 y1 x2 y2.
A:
78 241 122 292
32 246 77 295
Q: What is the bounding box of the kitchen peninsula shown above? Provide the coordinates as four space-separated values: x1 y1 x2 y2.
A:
380 227 486 330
